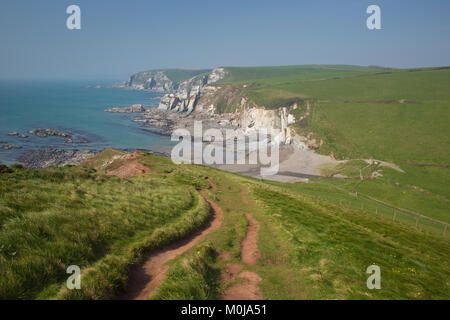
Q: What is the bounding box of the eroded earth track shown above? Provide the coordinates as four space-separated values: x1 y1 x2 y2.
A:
118 178 222 300
221 190 262 300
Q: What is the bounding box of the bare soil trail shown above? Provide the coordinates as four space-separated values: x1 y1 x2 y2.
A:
118 178 222 300
221 189 262 300
241 213 260 266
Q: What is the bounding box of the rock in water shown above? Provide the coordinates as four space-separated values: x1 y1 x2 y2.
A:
28 128 70 138
104 104 145 113
1 144 22 150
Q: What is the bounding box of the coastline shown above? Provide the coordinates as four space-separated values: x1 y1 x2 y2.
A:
0 79 341 183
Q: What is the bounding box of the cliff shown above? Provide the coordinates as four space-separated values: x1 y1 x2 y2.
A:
122 66 312 147
123 69 211 92
157 68 228 113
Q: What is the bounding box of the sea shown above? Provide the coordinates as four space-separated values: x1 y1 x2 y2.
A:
0 79 175 166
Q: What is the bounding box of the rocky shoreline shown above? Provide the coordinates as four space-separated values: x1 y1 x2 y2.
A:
135 108 238 136
18 148 98 169
104 101 239 137
2 67 318 178
15 147 172 169
2 127 94 168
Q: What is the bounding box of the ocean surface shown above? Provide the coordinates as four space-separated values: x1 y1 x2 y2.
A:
0 79 175 165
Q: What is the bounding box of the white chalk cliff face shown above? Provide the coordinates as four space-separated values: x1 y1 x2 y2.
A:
240 105 294 143
234 98 310 147
158 68 228 113
207 68 228 84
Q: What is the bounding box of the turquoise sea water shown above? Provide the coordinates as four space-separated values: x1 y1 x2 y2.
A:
0 79 174 165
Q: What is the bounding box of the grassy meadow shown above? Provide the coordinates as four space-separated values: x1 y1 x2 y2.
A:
214 65 450 229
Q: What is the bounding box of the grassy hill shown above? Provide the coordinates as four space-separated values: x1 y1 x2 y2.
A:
218 65 380 83
219 65 450 164
0 151 448 299
210 65 450 226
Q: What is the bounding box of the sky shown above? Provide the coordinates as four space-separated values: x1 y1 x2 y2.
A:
0 0 449 79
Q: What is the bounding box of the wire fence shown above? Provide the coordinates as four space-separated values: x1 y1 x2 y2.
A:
330 185 449 238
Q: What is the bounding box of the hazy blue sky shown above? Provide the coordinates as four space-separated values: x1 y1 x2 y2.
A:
1 0 449 79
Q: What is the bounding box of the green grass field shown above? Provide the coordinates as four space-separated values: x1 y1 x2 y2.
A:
149 165 450 300
213 65 450 229
0 150 448 299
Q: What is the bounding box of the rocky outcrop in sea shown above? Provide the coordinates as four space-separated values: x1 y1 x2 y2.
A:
28 128 70 138
1 144 22 150
25 128 89 144
8 132 28 138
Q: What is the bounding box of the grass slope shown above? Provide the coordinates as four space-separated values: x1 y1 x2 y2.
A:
150 166 450 300
162 69 212 84
219 65 378 83
0 152 210 299
222 66 450 164
0 152 448 300
211 65 449 226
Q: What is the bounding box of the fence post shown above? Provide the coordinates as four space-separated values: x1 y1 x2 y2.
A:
444 225 448 236
376 207 378 215
415 218 419 229
393 209 397 221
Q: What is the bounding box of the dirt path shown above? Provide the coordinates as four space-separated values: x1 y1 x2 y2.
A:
117 178 222 300
221 190 262 300
241 213 260 266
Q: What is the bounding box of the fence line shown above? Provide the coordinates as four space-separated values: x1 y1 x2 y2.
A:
325 184 449 237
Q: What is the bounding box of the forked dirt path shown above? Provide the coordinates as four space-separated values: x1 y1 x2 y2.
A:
221 189 262 300
118 178 222 300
